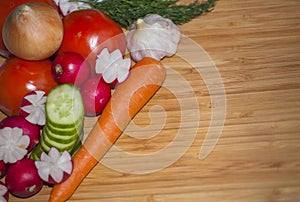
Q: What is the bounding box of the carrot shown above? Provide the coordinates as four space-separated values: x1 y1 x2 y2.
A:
49 57 166 202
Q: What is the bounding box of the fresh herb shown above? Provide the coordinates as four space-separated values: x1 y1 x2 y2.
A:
76 0 218 28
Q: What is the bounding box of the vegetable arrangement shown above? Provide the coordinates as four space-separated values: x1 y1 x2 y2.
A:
50 57 166 201
0 0 217 201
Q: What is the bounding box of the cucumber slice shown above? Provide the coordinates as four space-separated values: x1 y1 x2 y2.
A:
46 115 84 130
30 134 51 160
42 130 78 152
43 126 80 144
30 144 43 161
46 84 84 127
46 121 83 137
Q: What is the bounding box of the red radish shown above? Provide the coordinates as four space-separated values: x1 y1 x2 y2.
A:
0 181 9 201
35 147 73 185
52 52 91 86
5 158 43 198
0 116 40 151
20 90 47 126
80 76 111 116
0 161 7 179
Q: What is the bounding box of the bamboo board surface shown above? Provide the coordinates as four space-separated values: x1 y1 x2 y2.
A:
2 0 300 201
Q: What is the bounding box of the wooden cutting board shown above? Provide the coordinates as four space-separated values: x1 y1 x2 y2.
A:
2 0 300 201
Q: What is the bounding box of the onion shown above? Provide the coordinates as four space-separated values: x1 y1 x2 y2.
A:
2 2 63 60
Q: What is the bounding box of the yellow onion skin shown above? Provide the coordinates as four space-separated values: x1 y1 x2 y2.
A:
2 2 63 60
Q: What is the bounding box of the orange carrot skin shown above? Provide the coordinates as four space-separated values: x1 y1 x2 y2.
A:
85 57 166 159
49 146 98 202
49 58 166 202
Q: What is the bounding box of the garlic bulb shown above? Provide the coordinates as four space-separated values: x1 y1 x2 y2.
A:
126 14 181 62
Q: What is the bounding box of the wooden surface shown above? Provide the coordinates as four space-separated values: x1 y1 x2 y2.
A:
2 0 300 201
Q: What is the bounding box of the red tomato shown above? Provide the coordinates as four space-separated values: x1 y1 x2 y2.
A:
0 0 58 52
58 9 126 71
0 57 57 116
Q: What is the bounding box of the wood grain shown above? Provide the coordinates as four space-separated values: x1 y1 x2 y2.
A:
2 0 300 201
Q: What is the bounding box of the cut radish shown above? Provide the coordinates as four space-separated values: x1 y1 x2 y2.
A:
35 147 73 184
20 90 47 126
0 127 30 164
0 116 41 152
0 181 8 202
95 48 131 84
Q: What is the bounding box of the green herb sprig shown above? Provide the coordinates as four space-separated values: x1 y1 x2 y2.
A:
76 0 218 28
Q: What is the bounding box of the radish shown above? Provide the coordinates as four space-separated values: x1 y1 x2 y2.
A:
95 48 131 84
0 127 30 164
80 76 111 116
52 52 91 86
0 161 7 179
5 158 43 198
35 147 73 185
0 181 8 202
20 90 47 126
0 116 40 151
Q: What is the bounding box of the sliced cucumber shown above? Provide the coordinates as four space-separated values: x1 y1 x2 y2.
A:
46 116 84 131
30 144 43 161
42 130 78 152
46 121 83 137
30 135 51 161
30 84 85 160
43 127 79 144
46 84 84 127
